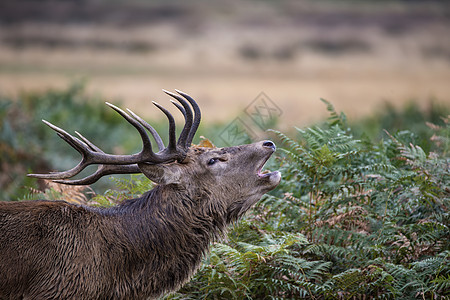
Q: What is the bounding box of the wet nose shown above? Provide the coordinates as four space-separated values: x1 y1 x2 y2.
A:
262 140 276 150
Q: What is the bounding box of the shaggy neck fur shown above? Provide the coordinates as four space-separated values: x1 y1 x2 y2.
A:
97 184 228 299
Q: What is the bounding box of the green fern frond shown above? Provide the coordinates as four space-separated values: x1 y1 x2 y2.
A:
320 98 348 128
429 274 450 295
268 129 304 155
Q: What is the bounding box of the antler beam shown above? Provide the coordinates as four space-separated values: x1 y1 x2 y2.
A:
28 90 201 185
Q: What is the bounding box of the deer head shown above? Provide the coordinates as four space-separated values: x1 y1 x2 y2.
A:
29 90 281 222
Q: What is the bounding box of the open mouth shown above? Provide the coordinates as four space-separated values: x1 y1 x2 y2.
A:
255 143 282 187
257 154 282 188
257 153 277 178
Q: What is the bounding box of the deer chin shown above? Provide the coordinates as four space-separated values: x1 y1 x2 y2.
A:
258 170 281 188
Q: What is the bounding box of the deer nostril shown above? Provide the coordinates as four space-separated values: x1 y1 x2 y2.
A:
262 141 275 150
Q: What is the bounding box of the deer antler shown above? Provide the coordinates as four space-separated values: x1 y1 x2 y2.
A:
28 90 201 185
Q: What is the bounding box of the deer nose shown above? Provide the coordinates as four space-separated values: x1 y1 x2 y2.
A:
262 140 276 150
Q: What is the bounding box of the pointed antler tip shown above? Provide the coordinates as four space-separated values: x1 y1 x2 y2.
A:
174 89 186 95
105 102 117 109
105 102 129 116
27 173 50 179
74 130 86 139
162 89 177 97
152 101 164 109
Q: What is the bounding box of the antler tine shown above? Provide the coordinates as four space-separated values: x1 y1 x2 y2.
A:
170 100 186 118
75 131 103 152
126 108 165 152
31 127 143 184
28 159 88 180
53 164 141 185
152 101 177 151
28 120 94 180
175 89 201 146
41 120 90 156
105 102 155 155
163 90 193 149
29 102 159 182
69 131 143 184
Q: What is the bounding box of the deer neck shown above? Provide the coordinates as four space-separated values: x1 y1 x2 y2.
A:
102 184 227 293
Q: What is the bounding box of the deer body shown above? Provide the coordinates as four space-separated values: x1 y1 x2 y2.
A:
0 91 281 299
1 186 217 299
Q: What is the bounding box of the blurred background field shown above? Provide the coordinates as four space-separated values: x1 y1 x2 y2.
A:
1 0 449 127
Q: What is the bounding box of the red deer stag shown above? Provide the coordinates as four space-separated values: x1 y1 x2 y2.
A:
0 90 281 299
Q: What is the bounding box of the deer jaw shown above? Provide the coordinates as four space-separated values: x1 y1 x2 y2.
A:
139 140 281 223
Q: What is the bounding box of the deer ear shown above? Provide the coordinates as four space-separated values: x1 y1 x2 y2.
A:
138 163 181 184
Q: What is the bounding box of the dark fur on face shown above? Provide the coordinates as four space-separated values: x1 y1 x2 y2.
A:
0 141 280 299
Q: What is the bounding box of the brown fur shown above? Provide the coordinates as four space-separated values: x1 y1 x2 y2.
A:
0 141 281 299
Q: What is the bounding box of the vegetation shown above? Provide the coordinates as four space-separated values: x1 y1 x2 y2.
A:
163 101 449 299
1 86 449 298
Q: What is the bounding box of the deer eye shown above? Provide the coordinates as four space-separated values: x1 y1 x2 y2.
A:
207 158 219 165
